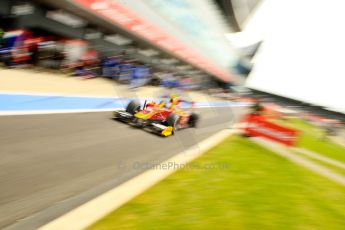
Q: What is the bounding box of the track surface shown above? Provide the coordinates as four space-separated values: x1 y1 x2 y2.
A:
0 107 246 229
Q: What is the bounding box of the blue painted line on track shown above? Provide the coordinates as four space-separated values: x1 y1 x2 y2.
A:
0 93 249 112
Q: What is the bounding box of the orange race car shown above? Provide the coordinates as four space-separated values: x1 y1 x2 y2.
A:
113 95 199 137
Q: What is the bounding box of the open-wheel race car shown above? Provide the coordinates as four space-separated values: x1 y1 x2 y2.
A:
113 95 199 137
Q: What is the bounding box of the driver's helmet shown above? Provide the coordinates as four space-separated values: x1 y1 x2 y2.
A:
158 101 166 108
169 93 180 109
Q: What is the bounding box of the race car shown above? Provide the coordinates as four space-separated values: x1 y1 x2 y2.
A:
113 95 199 137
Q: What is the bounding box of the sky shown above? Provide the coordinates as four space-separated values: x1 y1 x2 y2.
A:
243 0 345 113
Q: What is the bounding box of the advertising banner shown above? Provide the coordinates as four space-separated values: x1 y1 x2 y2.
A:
244 114 298 146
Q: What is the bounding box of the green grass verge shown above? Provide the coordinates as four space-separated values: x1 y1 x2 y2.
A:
88 136 345 230
273 118 345 163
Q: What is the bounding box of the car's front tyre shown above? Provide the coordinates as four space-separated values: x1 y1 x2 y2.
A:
166 113 180 133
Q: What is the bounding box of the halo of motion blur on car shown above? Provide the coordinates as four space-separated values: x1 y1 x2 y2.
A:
113 94 199 137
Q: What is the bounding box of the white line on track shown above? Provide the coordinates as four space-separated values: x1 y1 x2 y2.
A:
0 91 250 116
0 109 119 116
0 106 248 116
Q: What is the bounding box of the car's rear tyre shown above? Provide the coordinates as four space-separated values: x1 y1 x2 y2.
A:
126 100 141 115
166 113 180 133
188 113 199 128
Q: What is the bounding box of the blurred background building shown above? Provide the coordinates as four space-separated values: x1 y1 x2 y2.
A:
0 0 344 115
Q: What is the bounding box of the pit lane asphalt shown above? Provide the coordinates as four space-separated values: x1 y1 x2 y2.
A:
0 107 247 229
